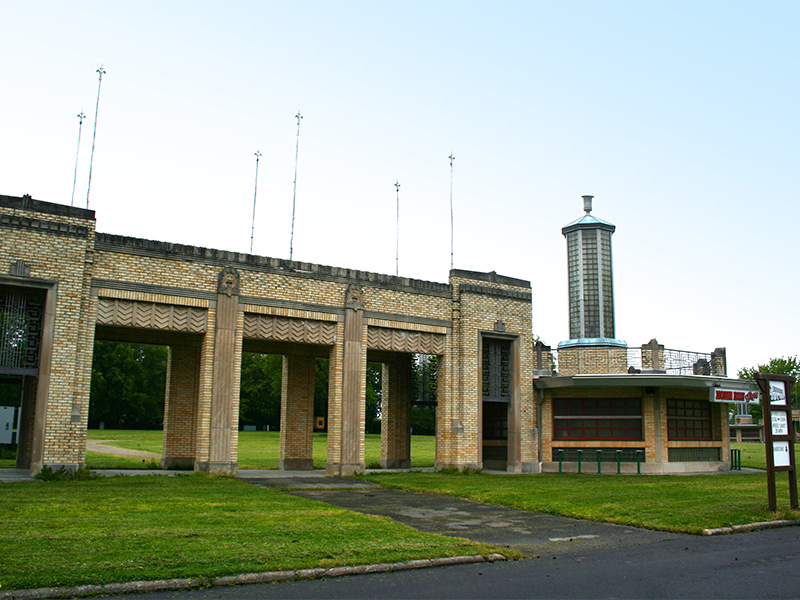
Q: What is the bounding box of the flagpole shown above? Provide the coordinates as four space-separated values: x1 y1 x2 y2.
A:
86 64 106 209
71 112 86 206
250 150 261 254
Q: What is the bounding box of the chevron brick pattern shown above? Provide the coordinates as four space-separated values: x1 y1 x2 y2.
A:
96 298 207 333
243 313 337 345
367 326 445 355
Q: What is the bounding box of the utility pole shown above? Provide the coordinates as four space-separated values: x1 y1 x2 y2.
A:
86 64 106 209
289 111 302 261
71 112 86 206
250 150 262 254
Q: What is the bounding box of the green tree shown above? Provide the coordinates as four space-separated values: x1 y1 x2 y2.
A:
239 353 283 430
410 354 437 435
365 363 382 434
738 356 800 421
89 342 168 429
314 359 329 430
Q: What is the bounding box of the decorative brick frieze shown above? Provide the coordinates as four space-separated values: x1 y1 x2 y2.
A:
97 298 207 333
459 284 533 303
367 326 445 355
243 313 337 345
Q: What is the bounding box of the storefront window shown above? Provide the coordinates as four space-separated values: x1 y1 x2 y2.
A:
667 399 712 440
553 398 642 440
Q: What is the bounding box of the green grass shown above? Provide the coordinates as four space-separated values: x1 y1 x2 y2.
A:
86 430 437 470
729 442 798 471
358 470 800 534
0 474 504 591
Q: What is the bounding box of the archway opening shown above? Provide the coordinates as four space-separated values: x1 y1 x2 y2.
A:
410 354 437 468
87 341 168 468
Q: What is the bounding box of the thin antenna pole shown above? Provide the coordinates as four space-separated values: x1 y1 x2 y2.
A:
71 112 86 207
395 180 401 276
250 150 262 254
289 111 303 261
449 152 455 271
86 64 106 209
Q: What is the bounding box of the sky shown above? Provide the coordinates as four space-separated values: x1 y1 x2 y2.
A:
1 0 797 377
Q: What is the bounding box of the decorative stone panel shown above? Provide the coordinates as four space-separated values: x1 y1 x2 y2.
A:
96 297 207 333
367 326 446 355
243 313 336 345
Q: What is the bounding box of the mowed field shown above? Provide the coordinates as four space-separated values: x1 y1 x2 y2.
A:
83 430 436 470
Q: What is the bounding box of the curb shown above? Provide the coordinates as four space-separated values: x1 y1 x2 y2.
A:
0 554 507 600
702 519 800 536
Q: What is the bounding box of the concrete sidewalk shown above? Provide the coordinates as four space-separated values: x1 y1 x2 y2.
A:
287 486 687 557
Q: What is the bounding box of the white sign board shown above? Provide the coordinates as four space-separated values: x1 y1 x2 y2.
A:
773 441 792 468
770 381 788 406
0 406 15 445
772 412 789 436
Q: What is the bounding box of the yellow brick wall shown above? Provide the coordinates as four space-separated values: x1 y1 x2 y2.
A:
1 200 96 469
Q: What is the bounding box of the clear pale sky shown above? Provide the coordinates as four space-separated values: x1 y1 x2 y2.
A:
1 0 797 376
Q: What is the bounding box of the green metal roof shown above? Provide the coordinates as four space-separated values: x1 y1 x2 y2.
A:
562 213 616 235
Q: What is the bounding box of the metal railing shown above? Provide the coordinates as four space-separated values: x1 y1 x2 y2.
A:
547 347 716 376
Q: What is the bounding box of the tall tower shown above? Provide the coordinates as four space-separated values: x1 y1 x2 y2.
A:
559 195 625 350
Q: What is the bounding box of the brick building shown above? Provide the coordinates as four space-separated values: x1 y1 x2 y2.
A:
1 194 535 476
0 192 753 477
533 197 757 473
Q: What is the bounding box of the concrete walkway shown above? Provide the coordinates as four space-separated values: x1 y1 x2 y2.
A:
287 486 687 557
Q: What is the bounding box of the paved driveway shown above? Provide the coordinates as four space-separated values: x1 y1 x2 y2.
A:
282 487 686 557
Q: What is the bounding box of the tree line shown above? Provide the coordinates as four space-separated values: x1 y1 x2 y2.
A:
87 342 437 435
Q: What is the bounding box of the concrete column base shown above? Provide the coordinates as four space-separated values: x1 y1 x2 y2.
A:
161 457 194 470
195 461 238 475
279 458 314 470
31 462 84 476
326 462 365 476
380 458 411 469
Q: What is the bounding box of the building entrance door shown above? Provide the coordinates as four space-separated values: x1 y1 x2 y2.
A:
482 337 511 469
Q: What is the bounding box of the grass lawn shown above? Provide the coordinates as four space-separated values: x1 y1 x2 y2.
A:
730 442 782 471
358 470 800 534
0 474 505 591
85 430 436 470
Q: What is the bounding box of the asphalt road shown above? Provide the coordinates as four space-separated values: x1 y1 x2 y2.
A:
102 526 800 600
97 483 800 600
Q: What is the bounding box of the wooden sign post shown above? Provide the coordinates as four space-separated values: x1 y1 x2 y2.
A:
754 373 797 512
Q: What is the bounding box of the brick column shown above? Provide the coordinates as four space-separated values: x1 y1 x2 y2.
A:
641 339 665 370
711 348 727 376
326 284 366 475
162 346 199 469
279 354 315 470
201 267 240 475
380 355 412 469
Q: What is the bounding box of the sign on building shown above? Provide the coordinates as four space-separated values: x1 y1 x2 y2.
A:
709 387 760 403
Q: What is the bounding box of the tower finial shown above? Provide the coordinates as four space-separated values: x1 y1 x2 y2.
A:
582 195 594 214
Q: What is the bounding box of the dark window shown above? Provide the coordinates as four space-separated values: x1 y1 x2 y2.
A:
483 402 508 440
667 399 712 440
553 397 642 440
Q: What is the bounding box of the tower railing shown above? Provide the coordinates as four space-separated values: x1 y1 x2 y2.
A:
546 346 724 377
